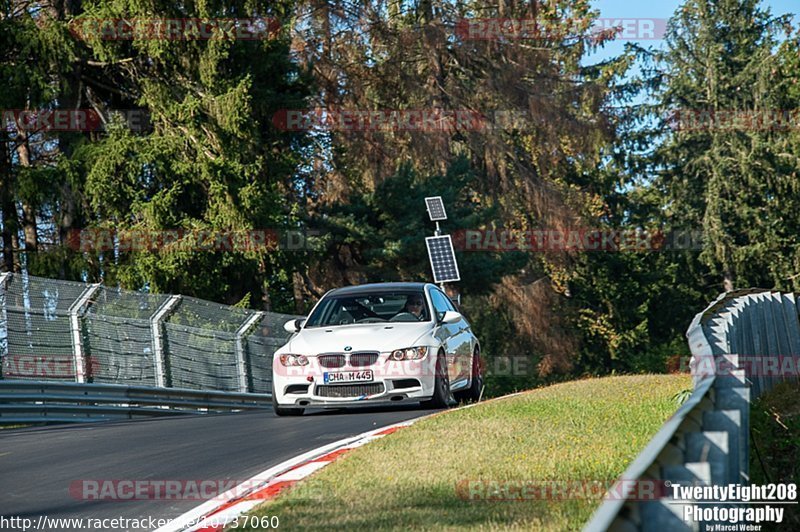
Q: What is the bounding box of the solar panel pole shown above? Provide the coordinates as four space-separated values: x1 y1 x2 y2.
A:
425 197 460 289
432 222 443 288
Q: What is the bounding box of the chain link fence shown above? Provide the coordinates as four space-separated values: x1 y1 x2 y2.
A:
0 273 300 393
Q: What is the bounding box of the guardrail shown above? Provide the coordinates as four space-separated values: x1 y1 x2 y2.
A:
584 289 800 531
0 381 272 424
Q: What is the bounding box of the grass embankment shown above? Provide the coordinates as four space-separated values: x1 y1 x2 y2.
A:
233 374 690 532
750 381 800 530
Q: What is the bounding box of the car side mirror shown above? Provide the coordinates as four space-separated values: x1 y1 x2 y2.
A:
441 311 461 324
283 319 305 333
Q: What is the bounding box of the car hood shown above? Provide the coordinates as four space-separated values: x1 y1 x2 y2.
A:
283 322 434 355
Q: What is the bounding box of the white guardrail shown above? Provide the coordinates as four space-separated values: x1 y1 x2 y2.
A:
585 289 800 531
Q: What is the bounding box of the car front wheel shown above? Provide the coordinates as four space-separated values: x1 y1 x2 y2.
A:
422 350 453 409
272 389 304 416
455 347 483 403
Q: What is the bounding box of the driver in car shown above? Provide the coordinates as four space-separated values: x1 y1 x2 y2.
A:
399 294 426 321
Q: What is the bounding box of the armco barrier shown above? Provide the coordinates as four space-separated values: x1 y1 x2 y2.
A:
584 289 799 531
0 381 272 424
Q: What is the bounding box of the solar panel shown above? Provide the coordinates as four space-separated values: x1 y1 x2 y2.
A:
425 235 460 283
425 196 447 221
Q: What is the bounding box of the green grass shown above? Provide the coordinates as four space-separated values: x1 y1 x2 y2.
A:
233 374 690 532
750 381 800 531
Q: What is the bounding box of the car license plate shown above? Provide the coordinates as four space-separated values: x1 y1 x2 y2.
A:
324 370 374 384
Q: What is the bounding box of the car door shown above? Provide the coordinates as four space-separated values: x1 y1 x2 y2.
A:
428 288 459 384
440 292 473 387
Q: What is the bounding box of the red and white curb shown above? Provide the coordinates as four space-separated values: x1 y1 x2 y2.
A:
155 419 419 532
155 392 523 532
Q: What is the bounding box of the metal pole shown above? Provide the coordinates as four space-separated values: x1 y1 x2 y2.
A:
235 311 265 393
150 295 182 388
68 283 102 383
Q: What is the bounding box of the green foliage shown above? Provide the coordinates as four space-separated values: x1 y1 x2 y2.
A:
2 0 798 392
647 0 800 291
573 0 800 375
0 0 313 310
750 381 800 530
671 388 693 407
312 158 527 294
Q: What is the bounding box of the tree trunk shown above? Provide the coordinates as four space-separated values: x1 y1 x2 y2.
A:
257 257 272 311
21 202 37 252
53 0 83 277
723 270 734 292
292 271 305 314
14 130 38 253
0 132 14 272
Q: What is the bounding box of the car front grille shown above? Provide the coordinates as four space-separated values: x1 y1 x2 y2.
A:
316 383 385 398
317 352 379 368
318 354 346 368
348 352 379 367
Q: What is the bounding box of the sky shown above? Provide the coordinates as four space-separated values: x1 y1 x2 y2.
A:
588 0 798 62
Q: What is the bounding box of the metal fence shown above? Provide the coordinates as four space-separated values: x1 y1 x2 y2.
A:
585 289 800 531
0 273 299 394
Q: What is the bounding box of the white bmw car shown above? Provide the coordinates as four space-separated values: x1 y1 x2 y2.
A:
271 282 483 416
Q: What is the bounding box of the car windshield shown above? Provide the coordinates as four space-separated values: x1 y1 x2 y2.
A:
304 290 430 327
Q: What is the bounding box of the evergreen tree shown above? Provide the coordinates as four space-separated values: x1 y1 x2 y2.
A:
651 0 798 291
0 1 312 310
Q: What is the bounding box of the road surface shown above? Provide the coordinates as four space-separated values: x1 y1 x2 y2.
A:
0 405 434 531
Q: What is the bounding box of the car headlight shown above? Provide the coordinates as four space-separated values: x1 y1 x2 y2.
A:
279 354 309 366
389 346 429 361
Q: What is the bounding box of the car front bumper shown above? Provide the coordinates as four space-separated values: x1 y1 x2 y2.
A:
273 353 438 408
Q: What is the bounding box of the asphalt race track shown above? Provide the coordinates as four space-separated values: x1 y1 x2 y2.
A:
0 405 434 531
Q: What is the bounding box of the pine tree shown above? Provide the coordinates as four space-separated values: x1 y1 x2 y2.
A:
652 0 798 290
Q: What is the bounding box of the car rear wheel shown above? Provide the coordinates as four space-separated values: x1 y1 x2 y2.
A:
422 350 452 409
272 389 304 416
455 347 483 403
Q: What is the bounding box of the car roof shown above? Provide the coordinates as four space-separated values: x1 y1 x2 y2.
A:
328 282 433 296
